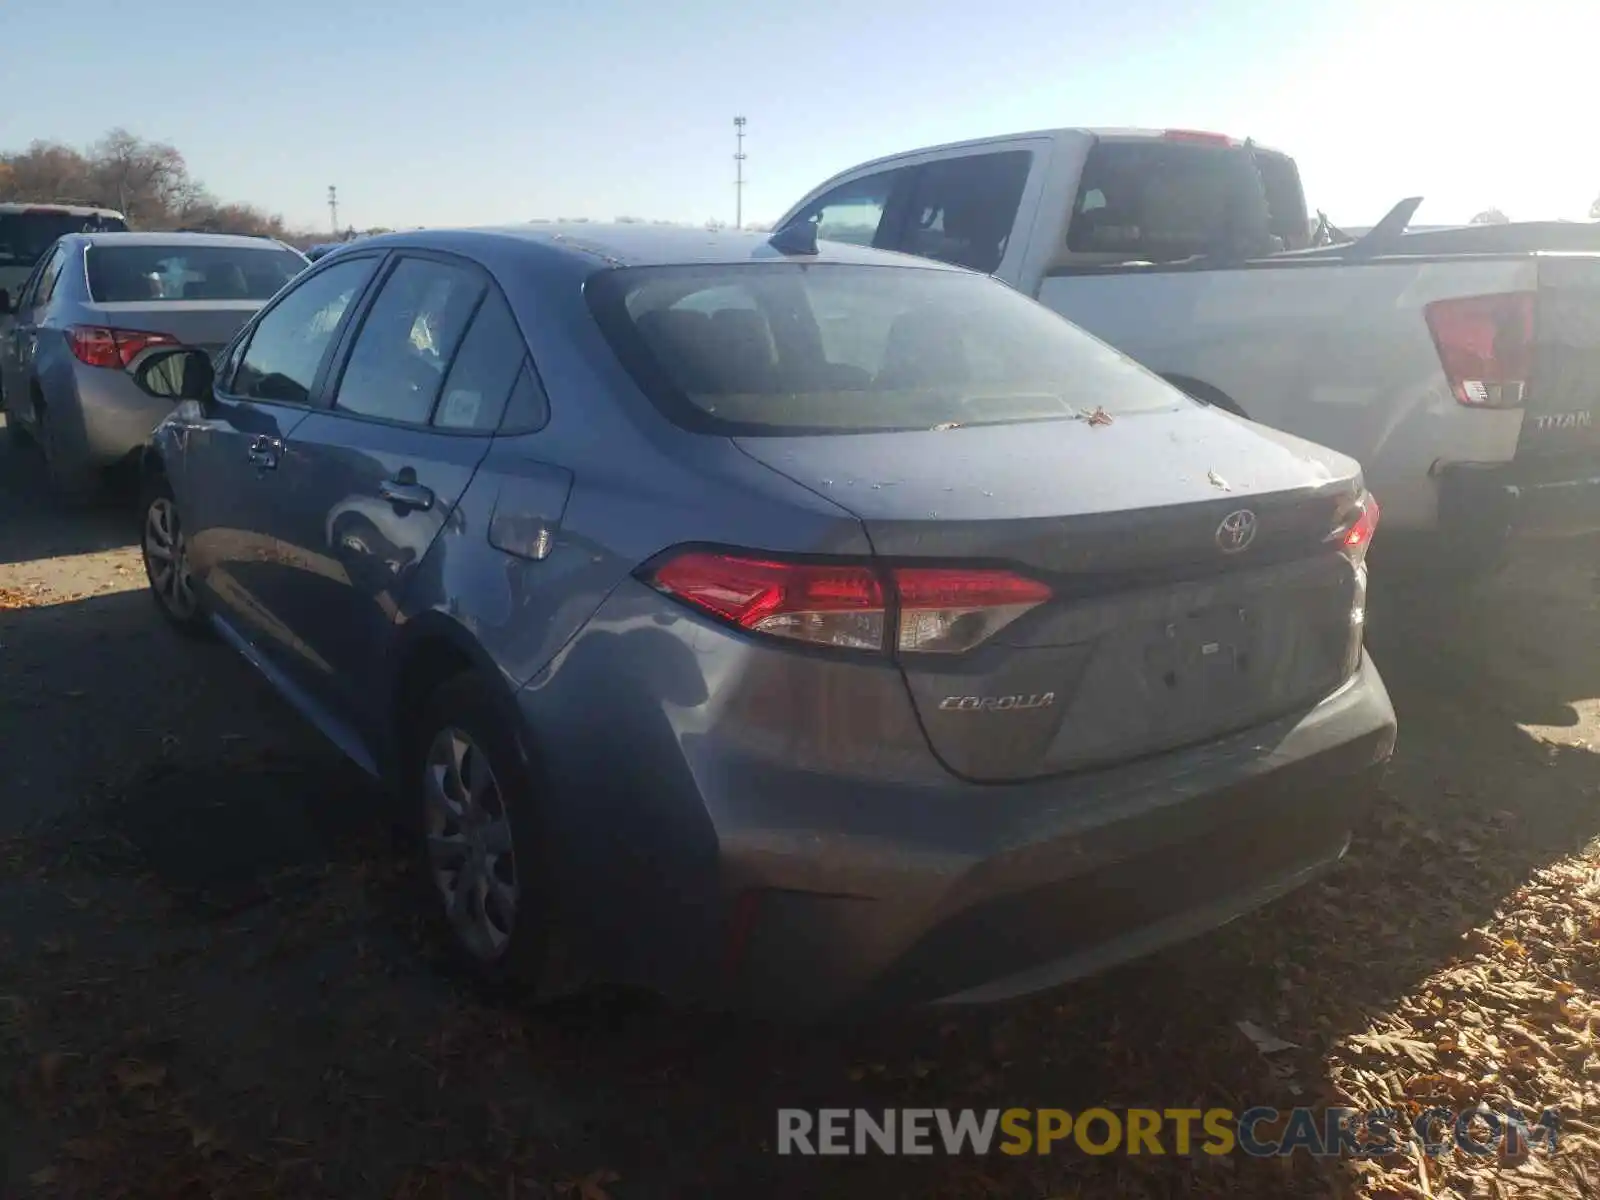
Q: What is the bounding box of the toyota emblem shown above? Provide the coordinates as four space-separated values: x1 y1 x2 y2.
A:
1215 509 1258 554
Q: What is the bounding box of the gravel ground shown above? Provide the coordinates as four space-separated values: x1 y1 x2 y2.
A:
3 416 1600 1198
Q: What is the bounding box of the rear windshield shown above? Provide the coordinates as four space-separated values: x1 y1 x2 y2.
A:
0 211 127 267
1065 141 1276 262
586 262 1186 436
86 244 305 302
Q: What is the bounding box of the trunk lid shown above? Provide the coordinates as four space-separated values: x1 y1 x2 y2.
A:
736 406 1365 781
1518 256 1600 461
88 300 263 358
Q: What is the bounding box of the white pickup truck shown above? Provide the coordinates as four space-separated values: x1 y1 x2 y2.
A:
778 128 1600 574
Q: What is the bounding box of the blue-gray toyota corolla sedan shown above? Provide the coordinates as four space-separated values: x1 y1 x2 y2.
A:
128 223 1396 1016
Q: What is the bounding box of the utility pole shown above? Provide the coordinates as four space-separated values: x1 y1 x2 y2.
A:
327 186 339 237
733 116 747 230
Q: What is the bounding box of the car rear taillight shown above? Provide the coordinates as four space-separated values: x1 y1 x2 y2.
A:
643 551 1052 655
1334 494 1380 565
1424 292 1534 408
67 326 179 370
893 567 1053 653
1327 493 1379 678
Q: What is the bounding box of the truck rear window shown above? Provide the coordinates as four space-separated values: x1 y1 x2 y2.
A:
587 262 1186 436
86 244 305 302
0 211 127 267
1065 141 1275 262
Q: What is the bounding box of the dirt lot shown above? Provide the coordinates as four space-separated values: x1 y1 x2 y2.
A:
3 418 1600 1199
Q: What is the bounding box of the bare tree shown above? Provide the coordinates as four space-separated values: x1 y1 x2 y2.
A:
88 128 188 221
1470 208 1511 225
1591 194 1600 220
0 140 93 203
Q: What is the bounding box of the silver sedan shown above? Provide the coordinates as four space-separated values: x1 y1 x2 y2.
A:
0 231 305 500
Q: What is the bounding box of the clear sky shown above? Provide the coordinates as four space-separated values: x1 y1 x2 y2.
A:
2 0 1590 233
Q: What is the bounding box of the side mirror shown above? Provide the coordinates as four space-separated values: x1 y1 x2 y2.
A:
130 346 214 403
0 289 12 316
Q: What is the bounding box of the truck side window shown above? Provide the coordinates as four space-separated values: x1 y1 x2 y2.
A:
892 151 1033 275
790 172 898 247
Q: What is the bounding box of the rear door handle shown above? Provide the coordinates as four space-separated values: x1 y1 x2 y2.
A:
379 477 435 512
247 435 282 469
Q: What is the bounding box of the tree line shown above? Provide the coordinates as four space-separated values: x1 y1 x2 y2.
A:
0 128 329 247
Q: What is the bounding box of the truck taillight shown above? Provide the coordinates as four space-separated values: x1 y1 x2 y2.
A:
643 551 1052 655
1424 292 1534 408
68 326 179 370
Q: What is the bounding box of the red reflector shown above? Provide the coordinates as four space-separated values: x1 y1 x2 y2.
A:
67 326 179 370
1161 129 1236 146
1424 292 1534 408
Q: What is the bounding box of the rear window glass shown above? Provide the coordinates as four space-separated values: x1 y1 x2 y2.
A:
0 211 126 268
586 262 1185 436
86 244 304 303
1065 141 1274 261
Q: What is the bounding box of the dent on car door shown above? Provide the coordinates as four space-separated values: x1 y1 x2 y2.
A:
254 253 512 734
182 254 381 652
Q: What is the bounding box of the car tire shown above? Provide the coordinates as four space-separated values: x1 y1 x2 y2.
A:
139 474 208 635
409 673 555 994
37 402 102 506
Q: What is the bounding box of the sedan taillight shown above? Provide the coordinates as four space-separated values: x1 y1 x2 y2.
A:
68 326 179 370
643 550 1052 655
1328 493 1380 677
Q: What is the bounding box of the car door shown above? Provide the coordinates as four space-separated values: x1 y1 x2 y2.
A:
179 253 382 657
2 244 66 418
252 252 514 737
0 253 49 417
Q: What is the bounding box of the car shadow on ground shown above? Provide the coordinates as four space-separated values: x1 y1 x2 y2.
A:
4 530 1600 1196
0 419 139 567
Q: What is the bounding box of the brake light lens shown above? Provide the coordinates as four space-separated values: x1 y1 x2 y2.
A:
1424 292 1534 408
67 326 179 370
1327 494 1379 678
893 567 1053 653
1161 129 1236 146
643 551 1052 655
1338 495 1380 562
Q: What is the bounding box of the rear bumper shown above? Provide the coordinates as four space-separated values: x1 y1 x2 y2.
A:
522 623 1397 1016
67 362 174 467
1437 458 1600 547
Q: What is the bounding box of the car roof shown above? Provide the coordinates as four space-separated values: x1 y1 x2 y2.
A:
70 231 300 252
793 127 1291 201
0 201 125 218
347 223 968 273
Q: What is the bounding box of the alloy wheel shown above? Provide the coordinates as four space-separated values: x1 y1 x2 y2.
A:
423 727 520 961
143 497 197 620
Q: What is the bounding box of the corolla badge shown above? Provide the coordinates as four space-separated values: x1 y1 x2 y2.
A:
1215 509 1258 554
938 693 1056 713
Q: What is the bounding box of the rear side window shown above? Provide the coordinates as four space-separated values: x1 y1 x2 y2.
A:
333 257 484 425
890 151 1032 274
1065 141 1275 261
788 172 899 248
432 288 527 432
33 245 70 307
86 244 304 302
1253 149 1310 251
234 257 375 404
588 261 1184 437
